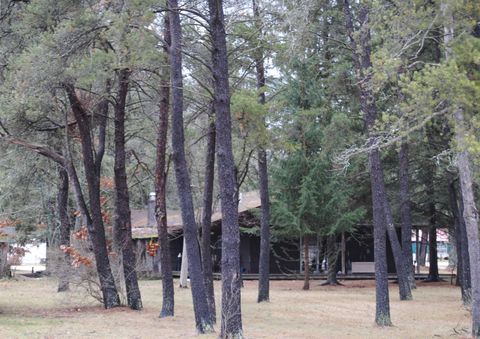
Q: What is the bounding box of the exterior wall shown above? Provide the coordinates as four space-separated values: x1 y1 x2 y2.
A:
169 236 183 271
345 226 402 274
270 239 300 274
211 231 300 274
133 227 452 277
133 236 182 278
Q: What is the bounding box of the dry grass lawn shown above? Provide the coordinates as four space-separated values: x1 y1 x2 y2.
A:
0 276 471 338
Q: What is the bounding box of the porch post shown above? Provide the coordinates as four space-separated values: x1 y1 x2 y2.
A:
415 227 420 274
299 236 303 273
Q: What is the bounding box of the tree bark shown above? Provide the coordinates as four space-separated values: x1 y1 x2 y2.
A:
370 150 392 326
370 149 392 326
0 136 66 165
201 116 216 322
344 1 410 321
398 143 415 289
442 3 480 334
322 235 340 285
457 185 472 303
207 0 243 337
0 243 7 278
253 0 271 304
155 12 174 318
456 235 463 287
448 176 471 304
113 68 142 310
454 110 480 336
425 129 439 282
376 153 412 300
46 195 57 275
63 82 120 309
57 166 71 292
168 0 214 333
427 226 439 281
344 2 392 323
302 235 310 290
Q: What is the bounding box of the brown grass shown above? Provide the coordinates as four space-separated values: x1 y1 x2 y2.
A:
0 277 471 338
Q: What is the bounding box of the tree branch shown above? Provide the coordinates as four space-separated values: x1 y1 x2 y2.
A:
0 135 65 165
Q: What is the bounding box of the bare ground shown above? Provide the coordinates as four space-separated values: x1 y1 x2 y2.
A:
0 277 471 338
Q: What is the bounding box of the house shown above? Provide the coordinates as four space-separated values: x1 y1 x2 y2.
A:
131 192 450 278
131 191 298 277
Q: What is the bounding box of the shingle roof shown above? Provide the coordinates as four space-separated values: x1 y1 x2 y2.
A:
131 190 260 239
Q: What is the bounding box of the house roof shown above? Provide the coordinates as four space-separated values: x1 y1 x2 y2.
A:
131 190 261 239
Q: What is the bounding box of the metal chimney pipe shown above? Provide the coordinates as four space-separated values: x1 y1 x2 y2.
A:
148 192 156 226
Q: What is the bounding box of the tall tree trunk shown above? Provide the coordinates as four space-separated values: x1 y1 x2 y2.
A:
63 83 120 309
207 0 243 337
344 1 410 321
425 129 439 282
377 154 412 300
257 149 270 295
448 176 471 304
155 12 174 318
443 3 480 335
457 184 472 303
302 235 310 290
344 2 391 324
57 166 71 292
46 196 57 275
454 110 480 336
168 0 214 332
370 149 392 325
427 226 439 281
399 143 415 289
456 234 463 287
0 243 7 278
322 235 340 286
253 0 271 304
113 69 142 310
201 116 216 322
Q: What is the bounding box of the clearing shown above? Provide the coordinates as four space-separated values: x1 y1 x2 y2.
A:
0 277 470 338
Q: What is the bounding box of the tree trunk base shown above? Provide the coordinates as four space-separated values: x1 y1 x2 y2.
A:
57 284 70 292
375 314 393 327
159 309 174 318
257 295 269 303
409 278 417 290
104 301 121 309
127 298 143 311
321 281 344 286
